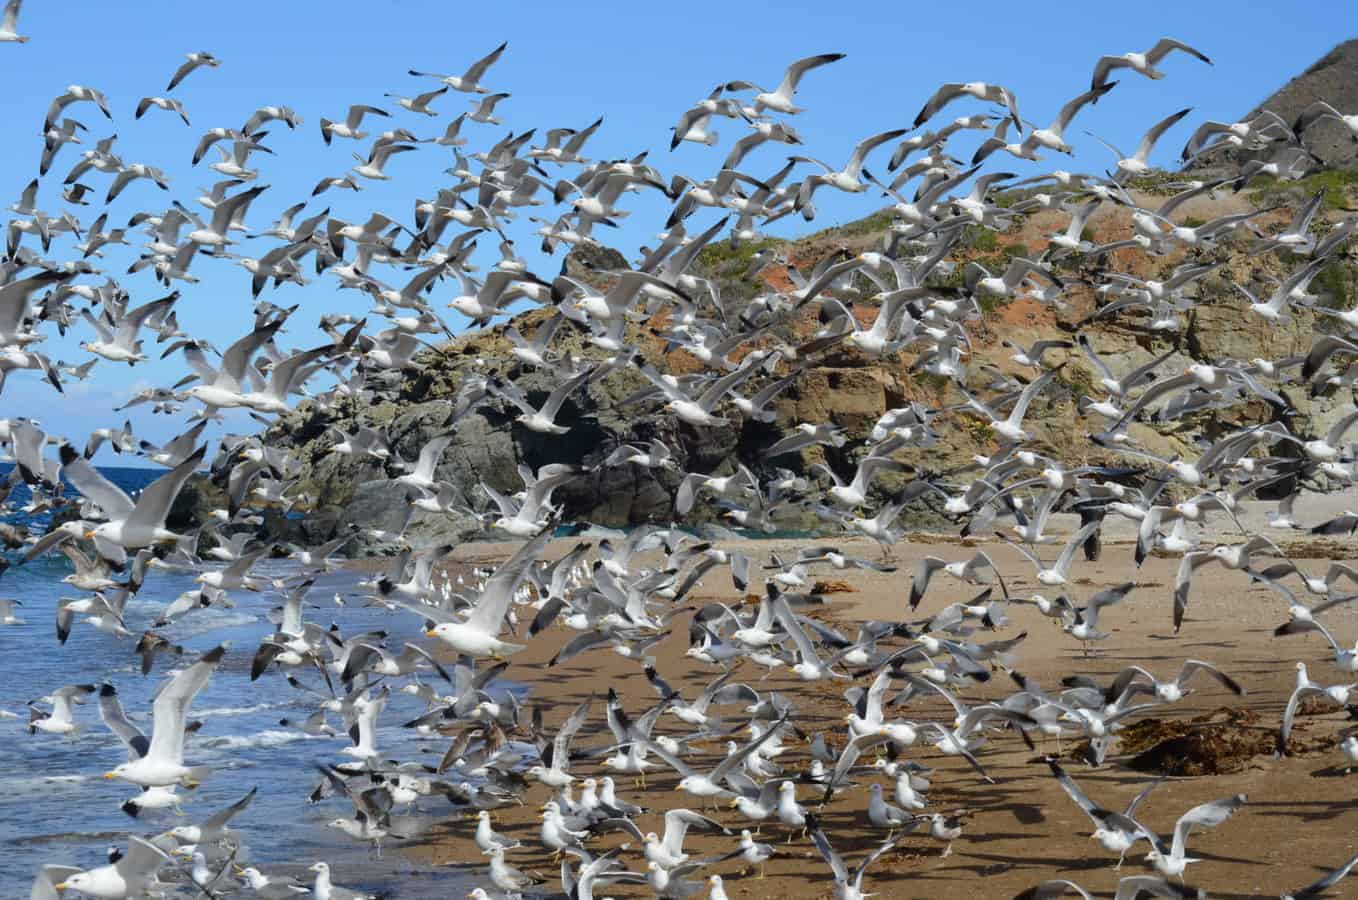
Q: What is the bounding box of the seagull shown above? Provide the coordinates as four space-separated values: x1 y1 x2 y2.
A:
1174 536 1281 631
1294 100 1358 144
1102 660 1245 704
384 84 448 116
915 82 1022 131
54 837 171 899
1141 794 1247 878
104 644 226 788
29 683 96 735
409 42 508 93
1279 661 1358 754
166 51 220 91
1091 38 1212 90
793 128 907 217
1047 760 1159 865
167 787 257 844
422 527 553 657
1002 521 1102 588
806 812 899 900
909 551 1004 609
320 104 389 145
643 714 788 801
467 92 511 125
1088 108 1193 181
0 0 27 43
44 84 112 129
59 443 206 564
726 53 846 115
135 96 191 126
489 367 593 434
961 366 1063 442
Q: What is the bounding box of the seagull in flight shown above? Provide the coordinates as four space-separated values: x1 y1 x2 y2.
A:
1091 38 1212 90
725 53 846 115
0 0 28 43
409 41 509 93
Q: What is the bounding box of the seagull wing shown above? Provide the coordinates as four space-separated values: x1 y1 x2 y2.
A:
914 83 966 128
1054 521 1101 577
539 367 593 421
58 444 136 521
1170 794 1246 860
202 786 257 832
1054 84 1115 133
550 696 592 771
662 808 725 856
114 836 173 882
852 834 902 891
1135 108 1192 162
845 129 907 178
1046 759 1107 828
771 593 822 666
1288 852 1358 900
709 713 788 783
1177 659 1244 695
776 53 845 99
31 865 83 900
98 684 150 759
466 525 554 634
1024 880 1097 900
1146 37 1212 66
146 644 226 765
807 815 850 884
462 41 508 84
1005 366 1061 430
125 446 207 535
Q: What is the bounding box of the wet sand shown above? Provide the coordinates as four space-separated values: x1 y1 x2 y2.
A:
402 506 1358 898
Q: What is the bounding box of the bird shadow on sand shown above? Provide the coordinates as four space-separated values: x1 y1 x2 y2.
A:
1251 797 1358 822
952 848 1107 873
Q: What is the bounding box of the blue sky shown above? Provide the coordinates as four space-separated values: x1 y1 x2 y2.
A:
0 0 1349 463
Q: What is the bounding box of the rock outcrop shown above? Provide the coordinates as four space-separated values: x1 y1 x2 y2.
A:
1197 38 1358 168
247 167 1357 556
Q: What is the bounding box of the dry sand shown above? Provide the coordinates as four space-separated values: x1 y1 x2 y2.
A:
399 502 1358 898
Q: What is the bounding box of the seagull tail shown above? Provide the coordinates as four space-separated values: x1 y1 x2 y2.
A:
181 766 214 788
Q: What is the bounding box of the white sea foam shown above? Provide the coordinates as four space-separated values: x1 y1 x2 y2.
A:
195 729 307 751
197 703 274 717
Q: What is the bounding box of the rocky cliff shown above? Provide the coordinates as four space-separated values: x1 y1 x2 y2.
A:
244 176 1358 555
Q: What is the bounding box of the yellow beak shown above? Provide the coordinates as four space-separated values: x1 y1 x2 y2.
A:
55 884 69 892
103 772 116 779
425 629 438 637
85 531 97 540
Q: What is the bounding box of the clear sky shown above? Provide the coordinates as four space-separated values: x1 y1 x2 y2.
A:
0 0 1350 464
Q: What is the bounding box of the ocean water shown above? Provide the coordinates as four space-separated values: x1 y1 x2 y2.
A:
0 465 482 896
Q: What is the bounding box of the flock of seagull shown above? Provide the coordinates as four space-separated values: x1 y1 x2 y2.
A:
4 3 1358 896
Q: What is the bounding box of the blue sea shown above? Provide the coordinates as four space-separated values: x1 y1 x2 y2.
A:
0 465 481 896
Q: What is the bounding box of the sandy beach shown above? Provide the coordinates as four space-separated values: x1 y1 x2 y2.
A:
395 497 1358 899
